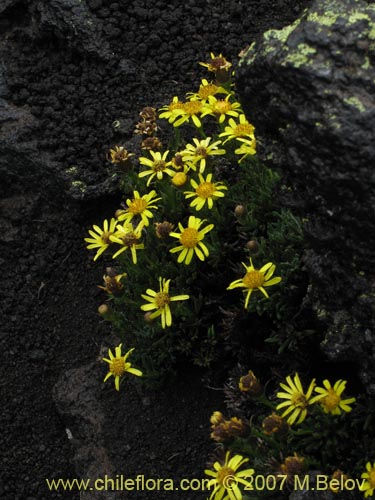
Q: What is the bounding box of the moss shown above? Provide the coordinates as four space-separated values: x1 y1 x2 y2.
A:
307 11 340 26
284 44 316 68
361 56 371 70
71 180 87 192
344 96 366 113
263 17 301 45
239 42 257 66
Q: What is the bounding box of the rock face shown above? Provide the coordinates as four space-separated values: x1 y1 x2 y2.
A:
236 0 375 391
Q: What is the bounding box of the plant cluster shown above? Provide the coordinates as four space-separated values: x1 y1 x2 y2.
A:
206 368 375 500
84 53 374 500
86 53 305 384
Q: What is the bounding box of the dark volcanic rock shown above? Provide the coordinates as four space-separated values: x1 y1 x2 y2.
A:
236 0 375 389
31 0 111 59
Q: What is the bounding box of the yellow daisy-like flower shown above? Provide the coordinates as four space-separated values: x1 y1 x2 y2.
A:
158 96 185 124
276 373 324 425
227 258 281 309
184 173 227 211
234 137 257 162
170 215 214 265
109 221 144 263
140 277 189 329
199 52 232 73
103 344 142 391
314 379 356 415
219 115 256 144
187 78 227 102
118 190 161 226
139 150 174 186
172 100 203 128
201 95 242 123
84 218 118 261
361 462 375 498
205 451 255 500
180 137 226 173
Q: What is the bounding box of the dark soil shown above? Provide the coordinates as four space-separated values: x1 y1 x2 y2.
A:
1 1 311 499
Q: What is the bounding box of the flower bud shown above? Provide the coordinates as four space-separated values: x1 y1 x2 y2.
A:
246 239 260 255
171 172 188 187
144 312 154 323
262 413 289 436
239 370 262 396
234 204 247 217
98 303 112 318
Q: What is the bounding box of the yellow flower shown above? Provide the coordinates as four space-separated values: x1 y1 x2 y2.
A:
139 150 174 186
234 137 257 162
118 190 161 226
314 379 356 415
276 373 324 425
170 215 214 265
172 100 203 128
227 258 281 308
103 344 142 391
84 218 118 261
184 173 227 211
205 451 255 500
201 95 242 123
158 96 185 124
199 52 232 73
180 137 226 173
219 115 256 144
187 78 227 102
109 221 144 263
361 462 375 498
140 277 189 329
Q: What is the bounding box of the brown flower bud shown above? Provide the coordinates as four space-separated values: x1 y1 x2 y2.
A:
280 453 305 478
141 136 162 150
239 370 262 396
262 413 289 436
155 221 174 239
234 204 247 217
144 312 154 323
246 239 260 255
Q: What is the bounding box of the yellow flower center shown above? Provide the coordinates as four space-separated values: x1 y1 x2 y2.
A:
322 389 341 411
234 123 255 137
122 233 139 247
242 270 264 289
155 292 170 308
217 466 236 487
369 470 375 487
110 357 125 376
195 146 208 157
183 101 202 116
290 393 308 408
153 160 166 172
128 198 148 214
213 100 232 114
180 227 199 248
198 84 218 99
196 182 216 199
101 231 113 244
